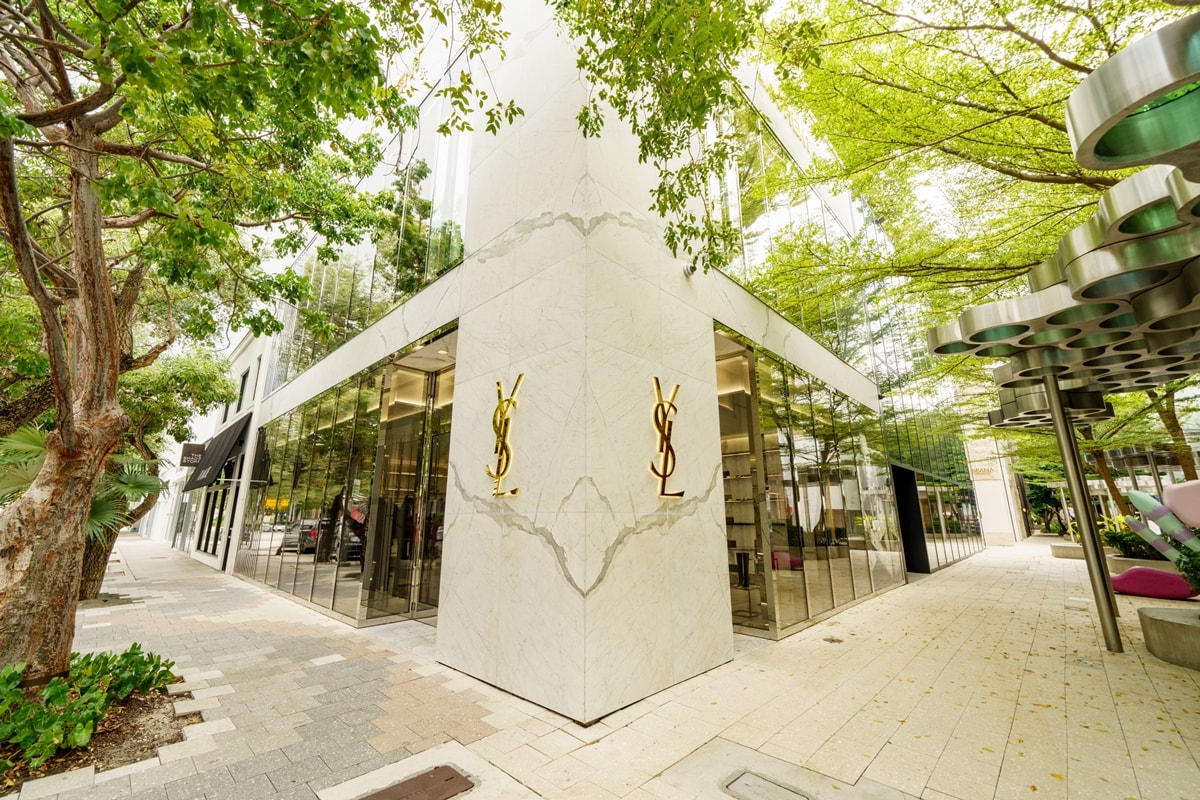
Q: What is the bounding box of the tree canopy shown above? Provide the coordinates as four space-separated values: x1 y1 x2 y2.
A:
0 0 516 680
767 0 1188 296
746 0 1200 477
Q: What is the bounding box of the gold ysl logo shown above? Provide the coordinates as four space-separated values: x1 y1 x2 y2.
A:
651 377 684 498
486 373 525 497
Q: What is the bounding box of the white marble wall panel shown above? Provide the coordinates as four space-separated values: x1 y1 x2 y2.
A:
463 140 520 257
511 258 587 362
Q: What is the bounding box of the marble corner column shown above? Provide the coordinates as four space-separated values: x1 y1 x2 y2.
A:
433 0 733 723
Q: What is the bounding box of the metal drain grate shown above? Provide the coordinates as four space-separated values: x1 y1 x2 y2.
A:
359 765 474 800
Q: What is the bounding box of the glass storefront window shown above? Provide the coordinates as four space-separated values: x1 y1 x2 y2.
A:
235 329 456 626
716 328 921 638
266 94 471 394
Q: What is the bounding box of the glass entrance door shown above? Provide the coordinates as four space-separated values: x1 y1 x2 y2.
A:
364 360 454 622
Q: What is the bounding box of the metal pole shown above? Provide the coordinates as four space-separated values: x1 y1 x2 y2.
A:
1043 375 1123 653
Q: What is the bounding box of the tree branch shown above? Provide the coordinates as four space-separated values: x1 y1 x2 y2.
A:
0 137 74 442
102 207 177 228
94 138 208 169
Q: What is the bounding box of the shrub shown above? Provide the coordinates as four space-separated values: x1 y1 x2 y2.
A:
1177 548 1200 595
0 644 174 774
1101 523 1161 560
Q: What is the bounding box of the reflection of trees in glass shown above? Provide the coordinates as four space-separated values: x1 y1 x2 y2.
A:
274 157 466 386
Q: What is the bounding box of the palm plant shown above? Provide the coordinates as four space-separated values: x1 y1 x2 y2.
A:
0 426 163 579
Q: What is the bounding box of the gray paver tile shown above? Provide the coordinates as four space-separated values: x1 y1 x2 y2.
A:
126 788 168 800
53 777 131 800
16 767 94 800
162 766 234 800
129 758 198 794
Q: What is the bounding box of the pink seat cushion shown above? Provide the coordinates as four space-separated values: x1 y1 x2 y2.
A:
1111 567 1195 599
1163 480 1200 528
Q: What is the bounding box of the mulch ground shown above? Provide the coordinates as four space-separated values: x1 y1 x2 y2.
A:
1 688 199 794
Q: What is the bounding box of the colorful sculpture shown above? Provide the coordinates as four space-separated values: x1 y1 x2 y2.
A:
1119 486 1200 599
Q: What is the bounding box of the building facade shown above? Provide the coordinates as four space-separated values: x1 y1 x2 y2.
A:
154 1 982 723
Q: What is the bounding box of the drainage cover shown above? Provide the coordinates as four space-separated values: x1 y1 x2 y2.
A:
359 765 474 800
726 772 814 800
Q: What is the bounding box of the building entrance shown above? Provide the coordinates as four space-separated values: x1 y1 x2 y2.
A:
363 353 454 622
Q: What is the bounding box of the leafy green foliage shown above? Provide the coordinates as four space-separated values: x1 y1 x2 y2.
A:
1100 518 1161 560
1176 548 1200 595
557 0 771 273
0 427 163 535
1023 478 1064 532
0 645 174 773
746 1 1199 473
766 0 1192 294
0 0 514 442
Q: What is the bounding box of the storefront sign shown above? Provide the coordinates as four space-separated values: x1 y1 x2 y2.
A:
487 373 525 497
651 377 683 498
181 443 205 467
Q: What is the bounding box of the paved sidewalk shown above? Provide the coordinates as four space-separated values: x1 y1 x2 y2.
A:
8 535 1200 800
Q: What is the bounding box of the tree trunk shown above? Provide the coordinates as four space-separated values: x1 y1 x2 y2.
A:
78 529 119 602
0 421 124 680
1147 388 1198 482
1089 448 1131 517
0 122 129 680
78 489 160 601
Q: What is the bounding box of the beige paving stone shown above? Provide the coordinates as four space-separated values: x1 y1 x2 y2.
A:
862 742 936 797
368 725 420 754
802 735 877 784
475 725 539 755
559 720 615 744
529 728 585 759
589 764 654 797
532 754 595 790
926 761 998 799
491 743 553 777
993 754 1068 800
639 777 700 800
718 721 774 749
410 732 453 753
557 780 621 799
17 766 94 800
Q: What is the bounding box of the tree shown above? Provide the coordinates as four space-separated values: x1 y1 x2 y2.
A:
767 0 1188 293
0 0 513 682
557 0 771 273
76 351 237 600
755 0 1200 474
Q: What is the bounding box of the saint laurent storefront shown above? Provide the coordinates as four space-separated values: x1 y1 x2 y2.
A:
197 0 982 724
714 330 907 638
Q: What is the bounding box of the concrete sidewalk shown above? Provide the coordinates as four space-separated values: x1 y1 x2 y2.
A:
9 535 1200 800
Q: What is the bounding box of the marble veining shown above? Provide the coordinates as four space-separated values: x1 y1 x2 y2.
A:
447 461 722 597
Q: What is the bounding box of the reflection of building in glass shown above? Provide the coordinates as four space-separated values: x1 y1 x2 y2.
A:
147 0 981 724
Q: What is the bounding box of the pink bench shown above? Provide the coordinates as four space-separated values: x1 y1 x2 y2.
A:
1111 566 1195 600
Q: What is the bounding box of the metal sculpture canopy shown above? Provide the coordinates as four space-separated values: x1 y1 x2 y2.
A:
927 13 1200 426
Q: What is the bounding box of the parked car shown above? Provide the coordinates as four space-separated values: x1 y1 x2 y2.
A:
334 531 363 563
277 519 327 554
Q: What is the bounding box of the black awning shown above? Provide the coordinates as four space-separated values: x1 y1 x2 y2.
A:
183 413 253 492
